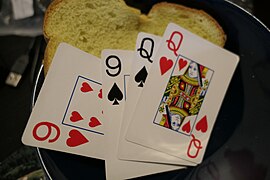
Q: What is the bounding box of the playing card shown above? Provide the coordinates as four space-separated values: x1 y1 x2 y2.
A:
126 23 239 164
101 49 181 180
22 43 105 159
118 32 193 166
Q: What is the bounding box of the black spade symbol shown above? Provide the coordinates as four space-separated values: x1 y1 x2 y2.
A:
134 66 148 87
107 83 123 105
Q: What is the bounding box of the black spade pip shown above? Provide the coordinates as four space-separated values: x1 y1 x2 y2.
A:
107 83 123 105
135 66 148 87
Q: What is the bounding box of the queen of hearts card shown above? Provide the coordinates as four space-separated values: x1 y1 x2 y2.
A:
155 58 213 135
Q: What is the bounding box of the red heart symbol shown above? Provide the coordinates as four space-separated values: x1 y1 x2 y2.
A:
89 117 102 127
182 121 191 133
179 58 187 71
98 89 102 99
66 129 89 147
70 111 83 122
81 82 93 92
160 56 173 75
196 115 208 133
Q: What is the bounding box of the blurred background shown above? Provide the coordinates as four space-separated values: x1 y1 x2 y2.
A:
0 0 269 179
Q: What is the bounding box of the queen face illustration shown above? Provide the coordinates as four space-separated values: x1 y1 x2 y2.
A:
188 62 199 78
171 114 181 131
156 59 213 134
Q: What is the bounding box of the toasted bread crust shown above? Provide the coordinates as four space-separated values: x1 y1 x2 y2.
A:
43 1 226 74
149 2 226 47
43 0 64 40
43 0 65 73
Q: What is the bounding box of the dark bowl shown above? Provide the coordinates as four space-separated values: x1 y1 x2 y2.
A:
32 0 270 179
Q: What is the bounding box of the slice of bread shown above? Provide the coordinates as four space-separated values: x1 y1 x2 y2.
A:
43 0 226 74
139 2 225 47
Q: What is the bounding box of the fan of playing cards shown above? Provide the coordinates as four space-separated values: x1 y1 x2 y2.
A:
22 23 239 179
